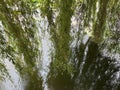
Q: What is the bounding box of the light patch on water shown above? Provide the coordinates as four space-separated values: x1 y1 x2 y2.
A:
40 32 52 90
111 71 120 85
34 9 52 90
2 58 24 90
96 1 100 13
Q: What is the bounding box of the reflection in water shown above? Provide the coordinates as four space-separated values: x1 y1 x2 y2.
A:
1 48 120 90
0 7 120 90
39 30 52 90
35 9 52 90
72 38 120 90
0 23 120 90
1 59 24 90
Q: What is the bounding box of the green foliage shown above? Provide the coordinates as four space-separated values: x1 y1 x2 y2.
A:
0 0 39 66
102 0 120 53
0 0 119 88
51 59 74 75
0 1 42 88
39 0 120 85
0 60 9 80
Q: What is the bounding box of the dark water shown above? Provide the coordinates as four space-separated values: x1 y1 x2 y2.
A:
47 41 120 90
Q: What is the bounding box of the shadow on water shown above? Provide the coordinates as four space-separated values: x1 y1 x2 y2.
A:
47 68 74 90
47 40 120 90
73 41 120 90
24 69 43 90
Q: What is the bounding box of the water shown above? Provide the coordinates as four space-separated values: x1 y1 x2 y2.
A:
1 59 24 90
0 8 120 90
34 9 52 90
